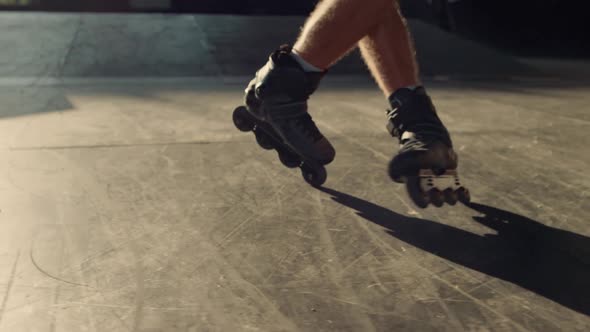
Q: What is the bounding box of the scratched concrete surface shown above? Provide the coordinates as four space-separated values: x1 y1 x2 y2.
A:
0 12 589 332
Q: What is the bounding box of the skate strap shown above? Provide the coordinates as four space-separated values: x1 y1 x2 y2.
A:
386 95 443 139
389 121 451 144
267 101 308 119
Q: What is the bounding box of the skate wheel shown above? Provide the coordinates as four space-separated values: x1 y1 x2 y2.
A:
429 189 444 207
278 150 300 168
232 106 254 132
457 187 471 204
301 164 327 187
255 131 274 150
406 177 430 209
443 189 458 206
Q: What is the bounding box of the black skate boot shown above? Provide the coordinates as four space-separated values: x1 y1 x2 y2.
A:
232 45 335 187
386 87 469 208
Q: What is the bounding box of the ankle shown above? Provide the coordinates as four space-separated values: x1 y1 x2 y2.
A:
291 49 324 73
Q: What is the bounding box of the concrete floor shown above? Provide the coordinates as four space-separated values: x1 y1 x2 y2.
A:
0 12 589 332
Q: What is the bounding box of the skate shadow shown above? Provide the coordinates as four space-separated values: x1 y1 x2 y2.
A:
319 187 590 316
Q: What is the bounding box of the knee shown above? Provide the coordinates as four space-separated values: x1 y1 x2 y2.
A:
380 0 399 7
371 0 403 22
387 0 400 8
366 0 397 10
362 0 396 14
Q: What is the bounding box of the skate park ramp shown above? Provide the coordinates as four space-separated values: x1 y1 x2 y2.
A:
0 12 589 332
0 12 540 79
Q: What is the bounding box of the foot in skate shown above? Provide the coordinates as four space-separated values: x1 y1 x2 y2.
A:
232 105 327 187
386 86 469 208
232 45 334 187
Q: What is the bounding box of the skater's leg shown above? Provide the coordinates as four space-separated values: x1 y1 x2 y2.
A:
240 0 398 168
358 1 420 96
354 2 468 207
293 0 395 69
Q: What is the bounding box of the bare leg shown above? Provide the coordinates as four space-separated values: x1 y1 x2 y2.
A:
237 0 465 198
239 0 406 173
359 1 421 96
294 0 420 96
293 0 392 69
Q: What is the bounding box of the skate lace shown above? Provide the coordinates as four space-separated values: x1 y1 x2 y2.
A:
295 113 324 142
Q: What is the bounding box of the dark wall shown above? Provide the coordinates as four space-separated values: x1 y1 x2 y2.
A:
447 1 590 56
1 0 587 57
175 1 317 15
0 0 317 14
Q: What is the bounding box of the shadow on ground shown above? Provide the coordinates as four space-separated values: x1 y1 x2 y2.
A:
319 187 590 316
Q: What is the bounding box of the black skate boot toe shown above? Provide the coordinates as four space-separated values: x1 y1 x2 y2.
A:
315 137 336 165
388 151 421 183
388 142 457 182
